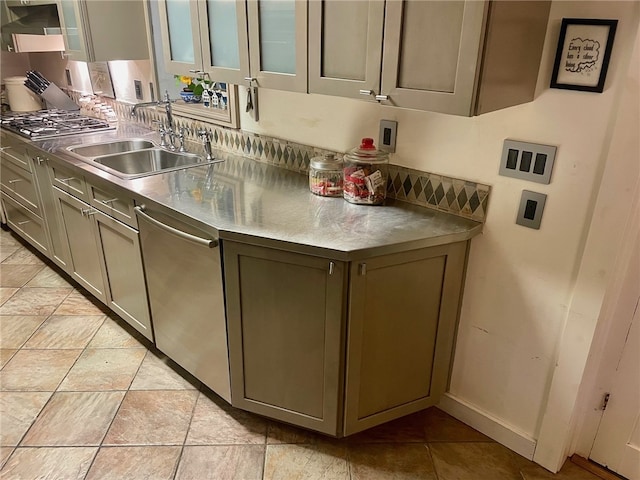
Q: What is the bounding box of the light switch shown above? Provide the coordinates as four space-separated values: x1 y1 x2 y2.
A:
379 120 397 153
516 190 547 229
499 140 557 184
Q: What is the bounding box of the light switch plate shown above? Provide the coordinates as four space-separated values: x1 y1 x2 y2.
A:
516 190 547 229
379 120 397 153
499 139 557 184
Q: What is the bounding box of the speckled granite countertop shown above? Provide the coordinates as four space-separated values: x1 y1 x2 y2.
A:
8 123 482 260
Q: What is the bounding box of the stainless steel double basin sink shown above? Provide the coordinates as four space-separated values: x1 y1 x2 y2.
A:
65 139 219 179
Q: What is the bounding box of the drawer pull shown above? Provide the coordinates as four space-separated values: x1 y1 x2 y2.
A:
58 177 76 183
100 198 118 205
16 220 30 226
8 179 23 184
81 208 97 217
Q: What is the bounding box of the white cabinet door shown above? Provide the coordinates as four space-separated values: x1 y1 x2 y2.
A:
380 0 487 116
246 0 307 92
58 0 149 62
308 0 384 100
158 0 202 76
198 0 250 84
589 239 640 480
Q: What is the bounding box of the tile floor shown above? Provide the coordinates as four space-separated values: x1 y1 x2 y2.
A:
0 227 602 480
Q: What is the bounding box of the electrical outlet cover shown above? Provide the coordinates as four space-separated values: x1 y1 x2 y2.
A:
379 120 398 153
516 190 547 229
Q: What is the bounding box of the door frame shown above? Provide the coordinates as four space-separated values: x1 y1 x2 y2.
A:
571 186 640 460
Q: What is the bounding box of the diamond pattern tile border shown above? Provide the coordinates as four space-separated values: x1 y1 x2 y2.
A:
69 93 490 222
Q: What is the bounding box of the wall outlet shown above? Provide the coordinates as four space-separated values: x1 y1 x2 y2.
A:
65 69 72 87
499 139 557 184
134 80 143 100
516 190 547 229
379 120 398 153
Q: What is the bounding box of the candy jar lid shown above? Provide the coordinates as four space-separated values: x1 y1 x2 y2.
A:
345 138 388 164
310 152 342 171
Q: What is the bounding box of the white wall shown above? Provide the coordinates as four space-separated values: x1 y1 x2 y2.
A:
235 0 640 456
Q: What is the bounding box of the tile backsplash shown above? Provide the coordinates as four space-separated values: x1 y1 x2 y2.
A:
71 93 491 223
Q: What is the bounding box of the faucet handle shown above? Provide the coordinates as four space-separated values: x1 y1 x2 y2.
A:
198 129 211 142
178 127 187 153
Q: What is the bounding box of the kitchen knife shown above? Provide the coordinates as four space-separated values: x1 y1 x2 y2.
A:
31 71 51 87
26 71 48 92
24 78 43 95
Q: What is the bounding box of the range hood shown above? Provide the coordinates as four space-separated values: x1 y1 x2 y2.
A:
2 3 65 53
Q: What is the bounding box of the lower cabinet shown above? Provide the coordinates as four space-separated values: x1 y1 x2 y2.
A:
52 186 152 340
224 239 469 436
224 242 347 435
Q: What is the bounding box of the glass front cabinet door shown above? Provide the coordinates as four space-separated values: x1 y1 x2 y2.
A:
158 0 249 85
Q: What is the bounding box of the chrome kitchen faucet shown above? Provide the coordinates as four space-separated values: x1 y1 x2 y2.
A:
132 90 176 148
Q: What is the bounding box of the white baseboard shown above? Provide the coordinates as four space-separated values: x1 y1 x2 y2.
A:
438 392 537 460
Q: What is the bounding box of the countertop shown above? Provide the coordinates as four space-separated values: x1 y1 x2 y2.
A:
7 122 483 260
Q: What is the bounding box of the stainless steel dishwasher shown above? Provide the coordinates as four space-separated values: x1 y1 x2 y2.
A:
135 205 231 402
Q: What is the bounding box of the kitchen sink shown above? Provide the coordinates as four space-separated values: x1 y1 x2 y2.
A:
67 139 156 157
93 149 214 178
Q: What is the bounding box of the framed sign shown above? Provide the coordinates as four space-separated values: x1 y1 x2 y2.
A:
550 18 618 93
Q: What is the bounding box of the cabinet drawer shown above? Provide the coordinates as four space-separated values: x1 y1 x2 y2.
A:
0 137 31 173
1 192 49 256
49 162 88 201
89 183 137 228
1 161 41 215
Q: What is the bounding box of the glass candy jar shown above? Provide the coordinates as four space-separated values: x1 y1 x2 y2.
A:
343 138 389 205
309 153 344 197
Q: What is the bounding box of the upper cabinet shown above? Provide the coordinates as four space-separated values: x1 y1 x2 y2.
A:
309 0 551 116
57 0 149 62
158 0 250 85
157 0 306 91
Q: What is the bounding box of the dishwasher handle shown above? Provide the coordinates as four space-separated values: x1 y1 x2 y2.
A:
134 206 218 248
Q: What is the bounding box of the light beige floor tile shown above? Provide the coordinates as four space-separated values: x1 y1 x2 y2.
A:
424 407 493 442
25 266 70 288
0 446 13 469
0 231 21 247
429 442 523 480
0 315 47 348
348 443 437 480
520 460 602 479
346 411 426 444
86 446 181 480
176 445 265 480
267 421 321 445
0 246 20 263
21 391 125 446
103 390 198 446
23 315 105 349
2 247 45 265
0 392 52 446
0 349 82 391
129 351 198 390
0 264 44 287
58 348 146 391
0 288 19 305
87 316 145 349
0 349 18 369
54 291 108 315
186 392 267 445
0 447 97 480
264 443 349 480
0 287 73 316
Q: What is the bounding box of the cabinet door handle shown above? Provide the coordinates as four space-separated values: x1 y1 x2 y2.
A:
375 95 389 101
58 177 76 183
8 179 23 184
81 208 96 217
329 262 335 275
359 89 374 96
134 206 218 248
35 156 46 165
100 198 118 205
16 220 30 226
359 263 367 276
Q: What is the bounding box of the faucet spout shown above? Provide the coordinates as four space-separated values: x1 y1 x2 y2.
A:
131 90 175 132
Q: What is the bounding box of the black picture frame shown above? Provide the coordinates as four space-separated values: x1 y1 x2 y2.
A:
550 18 618 93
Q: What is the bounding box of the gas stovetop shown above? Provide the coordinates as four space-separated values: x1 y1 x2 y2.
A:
1 110 116 140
